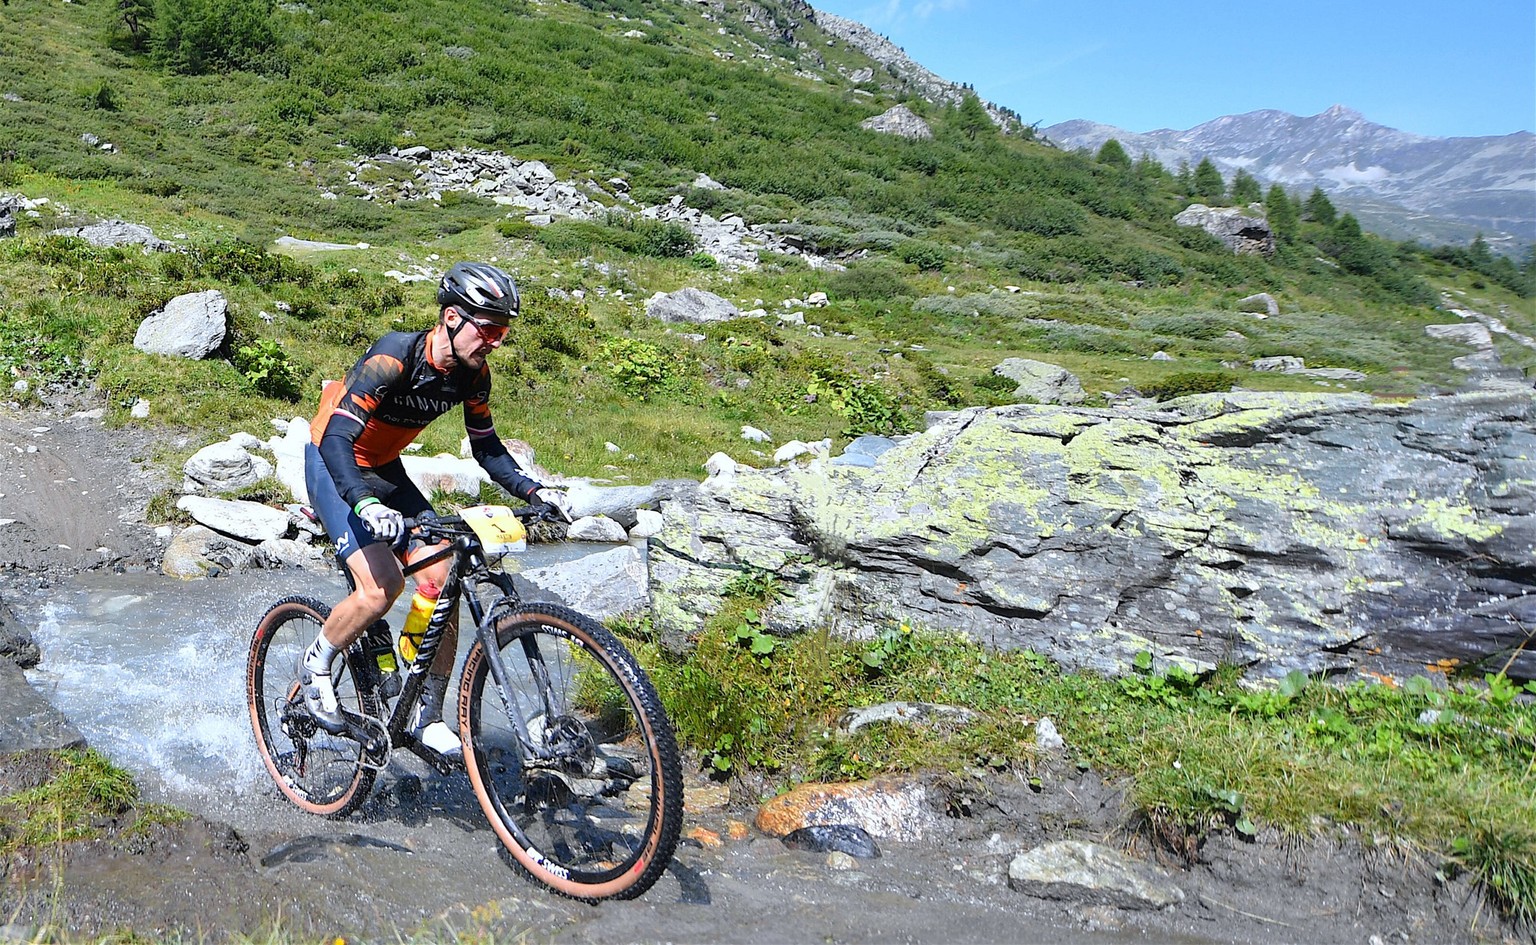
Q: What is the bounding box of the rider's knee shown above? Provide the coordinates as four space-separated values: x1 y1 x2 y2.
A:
355 582 400 616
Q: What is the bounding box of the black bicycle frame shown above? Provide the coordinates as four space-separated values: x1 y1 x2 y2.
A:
357 527 563 765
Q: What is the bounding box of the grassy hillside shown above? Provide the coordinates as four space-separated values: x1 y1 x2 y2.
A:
0 0 1532 486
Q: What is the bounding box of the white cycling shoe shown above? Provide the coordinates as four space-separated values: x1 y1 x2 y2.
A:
415 720 463 757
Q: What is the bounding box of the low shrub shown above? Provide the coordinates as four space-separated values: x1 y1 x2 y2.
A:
1140 370 1236 400
826 261 914 301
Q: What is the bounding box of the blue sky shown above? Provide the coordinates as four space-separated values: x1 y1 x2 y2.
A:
809 0 1536 138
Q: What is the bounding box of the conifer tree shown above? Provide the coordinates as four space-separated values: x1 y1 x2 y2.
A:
1175 160 1194 197
957 93 993 141
1303 187 1337 225
1230 169 1262 205
1193 158 1225 203
1095 138 1131 168
1265 184 1298 242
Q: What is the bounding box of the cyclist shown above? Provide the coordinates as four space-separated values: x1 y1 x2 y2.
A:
300 261 572 758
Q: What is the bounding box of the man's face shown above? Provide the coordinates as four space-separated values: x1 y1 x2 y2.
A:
446 307 510 369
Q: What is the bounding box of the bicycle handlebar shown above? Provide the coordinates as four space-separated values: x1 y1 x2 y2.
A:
404 502 559 541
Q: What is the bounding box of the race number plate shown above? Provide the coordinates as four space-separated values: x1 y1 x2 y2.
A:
461 505 528 554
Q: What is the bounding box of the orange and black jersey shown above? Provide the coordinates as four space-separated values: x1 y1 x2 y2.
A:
310 329 540 510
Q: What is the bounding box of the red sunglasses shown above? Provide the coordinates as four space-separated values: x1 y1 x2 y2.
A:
459 311 511 343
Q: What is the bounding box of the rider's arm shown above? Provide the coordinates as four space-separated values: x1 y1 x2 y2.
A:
463 379 543 502
317 342 411 512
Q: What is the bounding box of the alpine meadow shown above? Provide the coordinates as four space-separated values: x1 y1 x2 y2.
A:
2 0 1535 935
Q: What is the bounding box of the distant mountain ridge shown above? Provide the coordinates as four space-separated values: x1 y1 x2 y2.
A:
1044 106 1535 248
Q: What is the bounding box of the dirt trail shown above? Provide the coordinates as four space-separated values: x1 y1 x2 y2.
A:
0 392 1515 944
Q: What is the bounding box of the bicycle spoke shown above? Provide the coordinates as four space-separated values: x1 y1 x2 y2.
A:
462 605 683 900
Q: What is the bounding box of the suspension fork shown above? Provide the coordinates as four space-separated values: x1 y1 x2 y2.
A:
469 571 562 762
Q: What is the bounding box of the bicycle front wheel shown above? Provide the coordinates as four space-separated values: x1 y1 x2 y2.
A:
247 595 378 817
458 603 684 900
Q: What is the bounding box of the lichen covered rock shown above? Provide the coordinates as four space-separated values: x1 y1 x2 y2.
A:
649 390 1536 679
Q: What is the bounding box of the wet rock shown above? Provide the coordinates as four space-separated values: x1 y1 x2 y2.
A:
782 824 882 859
514 544 647 620
1007 840 1184 910
249 537 330 571
0 597 41 669
754 776 940 842
826 850 860 871
162 523 256 578
566 515 629 543
0 661 86 751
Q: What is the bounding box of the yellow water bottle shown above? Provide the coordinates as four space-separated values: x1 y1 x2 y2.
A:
401 591 434 663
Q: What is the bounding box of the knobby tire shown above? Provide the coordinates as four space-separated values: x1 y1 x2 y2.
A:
458 603 684 901
247 595 379 818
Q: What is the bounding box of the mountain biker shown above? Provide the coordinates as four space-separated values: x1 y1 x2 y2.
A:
300 261 572 758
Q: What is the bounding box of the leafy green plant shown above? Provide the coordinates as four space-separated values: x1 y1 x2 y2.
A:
598 337 677 397
732 608 778 662
232 338 302 401
805 373 909 437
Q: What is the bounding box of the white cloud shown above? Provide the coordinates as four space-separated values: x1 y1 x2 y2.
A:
859 0 969 29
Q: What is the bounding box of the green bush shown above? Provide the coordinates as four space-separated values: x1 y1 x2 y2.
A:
598 337 677 398
1140 371 1236 400
232 338 303 401
994 193 1087 237
896 239 949 272
81 80 120 111
826 261 914 301
152 0 279 75
496 219 539 240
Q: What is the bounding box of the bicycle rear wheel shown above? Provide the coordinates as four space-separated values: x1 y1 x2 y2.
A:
459 603 684 900
247 595 379 817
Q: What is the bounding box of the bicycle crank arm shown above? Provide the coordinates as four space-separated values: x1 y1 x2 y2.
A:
338 709 390 759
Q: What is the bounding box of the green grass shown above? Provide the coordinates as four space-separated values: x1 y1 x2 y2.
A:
625 606 1536 926
0 748 188 855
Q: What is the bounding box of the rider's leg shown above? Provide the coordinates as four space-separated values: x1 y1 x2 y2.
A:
403 545 462 755
300 542 405 729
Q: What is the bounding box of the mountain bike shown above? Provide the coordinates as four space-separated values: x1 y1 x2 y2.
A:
245 503 684 900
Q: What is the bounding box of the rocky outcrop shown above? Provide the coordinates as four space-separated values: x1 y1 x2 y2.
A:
48 220 176 253
812 12 1018 132
133 290 228 360
1173 205 1275 256
339 148 827 272
860 104 932 140
1008 841 1185 910
646 287 741 324
993 358 1085 404
648 390 1536 680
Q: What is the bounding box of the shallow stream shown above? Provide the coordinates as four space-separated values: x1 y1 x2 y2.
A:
24 543 602 809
